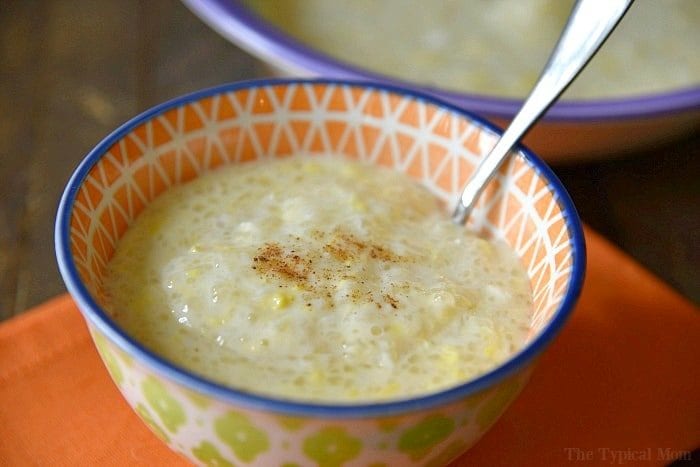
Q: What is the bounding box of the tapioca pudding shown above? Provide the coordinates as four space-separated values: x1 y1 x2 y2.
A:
244 0 700 99
103 156 532 402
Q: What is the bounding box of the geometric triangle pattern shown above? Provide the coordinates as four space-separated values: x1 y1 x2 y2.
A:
68 82 577 340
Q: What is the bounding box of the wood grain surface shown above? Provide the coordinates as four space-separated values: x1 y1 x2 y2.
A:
1 0 697 320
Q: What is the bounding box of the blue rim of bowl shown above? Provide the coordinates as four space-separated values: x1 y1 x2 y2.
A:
55 78 586 418
181 0 700 121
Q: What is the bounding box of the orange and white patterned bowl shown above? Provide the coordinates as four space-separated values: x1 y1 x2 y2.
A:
56 79 585 466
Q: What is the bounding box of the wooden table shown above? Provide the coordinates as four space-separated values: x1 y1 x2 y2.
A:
1 0 697 320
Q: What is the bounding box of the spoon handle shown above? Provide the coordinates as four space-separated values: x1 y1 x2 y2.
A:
452 0 634 224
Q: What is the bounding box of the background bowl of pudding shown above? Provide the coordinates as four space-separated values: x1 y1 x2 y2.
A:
181 0 700 162
56 79 585 466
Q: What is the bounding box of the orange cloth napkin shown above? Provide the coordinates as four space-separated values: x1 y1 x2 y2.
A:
1 228 698 467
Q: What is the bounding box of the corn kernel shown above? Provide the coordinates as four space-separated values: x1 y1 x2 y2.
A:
341 164 360 177
476 238 495 258
302 161 321 174
309 369 324 384
484 331 501 359
185 267 204 280
350 195 366 212
439 345 459 365
269 291 294 310
378 382 400 397
145 214 164 235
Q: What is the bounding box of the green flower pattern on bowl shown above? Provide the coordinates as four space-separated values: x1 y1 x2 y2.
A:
92 332 124 385
302 427 362 466
398 415 456 460
88 322 531 466
135 403 170 443
276 415 306 431
143 376 187 433
215 411 270 462
192 441 234 467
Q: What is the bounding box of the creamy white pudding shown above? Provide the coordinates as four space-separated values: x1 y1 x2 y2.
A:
245 0 699 99
104 157 532 401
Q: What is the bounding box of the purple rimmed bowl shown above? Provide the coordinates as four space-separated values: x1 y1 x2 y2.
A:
181 0 700 162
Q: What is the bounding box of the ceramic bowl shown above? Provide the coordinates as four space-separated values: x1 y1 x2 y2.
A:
56 79 585 466
181 0 700 162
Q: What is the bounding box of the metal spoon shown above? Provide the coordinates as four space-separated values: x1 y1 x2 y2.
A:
452 0 634 224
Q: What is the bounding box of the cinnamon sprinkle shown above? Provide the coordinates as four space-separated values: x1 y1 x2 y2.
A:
251 229 407 309
253 243 311 286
